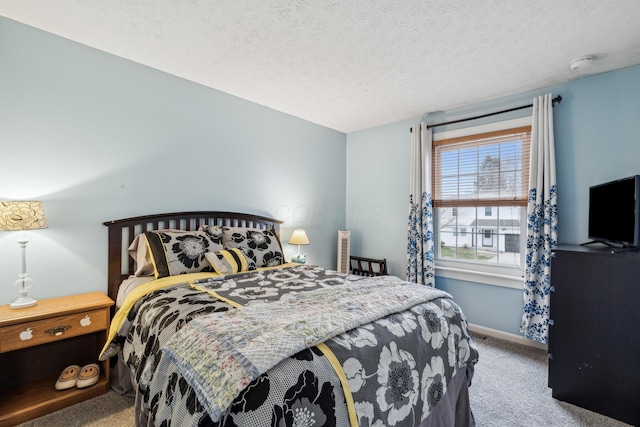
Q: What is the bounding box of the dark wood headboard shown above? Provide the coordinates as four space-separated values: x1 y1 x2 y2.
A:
103 211 283 304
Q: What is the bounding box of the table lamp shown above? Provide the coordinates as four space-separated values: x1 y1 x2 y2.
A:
288 229 310 264
0 201 48 309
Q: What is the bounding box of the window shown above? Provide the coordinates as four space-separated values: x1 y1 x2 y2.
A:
432 118 531 287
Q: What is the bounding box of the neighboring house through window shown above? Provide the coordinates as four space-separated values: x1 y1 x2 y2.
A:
432 117 531 288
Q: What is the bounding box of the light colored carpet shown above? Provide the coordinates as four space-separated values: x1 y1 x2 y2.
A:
470 334 631 427
18 335 631 426
16 391 134 427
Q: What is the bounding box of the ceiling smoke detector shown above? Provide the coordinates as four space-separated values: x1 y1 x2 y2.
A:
570 56 594 71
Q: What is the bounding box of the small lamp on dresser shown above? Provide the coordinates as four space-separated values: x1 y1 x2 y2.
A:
0 201 48 309
288 229 310 264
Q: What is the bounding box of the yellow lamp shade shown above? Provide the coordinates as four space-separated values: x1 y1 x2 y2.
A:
288 229 310 245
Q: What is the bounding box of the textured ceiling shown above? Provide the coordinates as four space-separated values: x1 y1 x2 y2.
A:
1 1 640 133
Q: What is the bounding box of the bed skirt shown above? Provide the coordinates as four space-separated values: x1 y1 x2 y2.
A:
420 364 475 427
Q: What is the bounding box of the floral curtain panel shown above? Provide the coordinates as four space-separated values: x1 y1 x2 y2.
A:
520 93 559 343
407 122 435 287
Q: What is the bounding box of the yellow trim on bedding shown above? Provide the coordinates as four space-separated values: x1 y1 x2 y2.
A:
102 263 300 358
100 272 219 357
316 343 358 427
190 283 243 309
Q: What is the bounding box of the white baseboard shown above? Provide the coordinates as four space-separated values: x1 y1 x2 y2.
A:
468 323 548 351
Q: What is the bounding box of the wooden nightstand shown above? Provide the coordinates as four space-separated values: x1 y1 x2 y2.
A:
0 292 114 426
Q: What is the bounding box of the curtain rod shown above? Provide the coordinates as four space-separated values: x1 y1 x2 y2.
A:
412 95 562 132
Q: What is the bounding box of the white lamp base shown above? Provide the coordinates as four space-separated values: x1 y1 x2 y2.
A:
10 296 37 309
11 275 37 309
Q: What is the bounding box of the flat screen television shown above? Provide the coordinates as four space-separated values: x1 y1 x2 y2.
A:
588 175 640 247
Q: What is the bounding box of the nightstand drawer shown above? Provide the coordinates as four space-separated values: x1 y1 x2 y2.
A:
0 308 108 353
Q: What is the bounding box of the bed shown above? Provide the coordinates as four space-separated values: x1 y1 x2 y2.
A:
99 211 479 427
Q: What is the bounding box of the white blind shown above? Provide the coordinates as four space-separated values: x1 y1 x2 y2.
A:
433 126 531 207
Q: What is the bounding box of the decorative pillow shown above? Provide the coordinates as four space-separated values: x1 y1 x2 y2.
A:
144 230 224 278
128 233 155 277
205 248 251 274
222 227 284 268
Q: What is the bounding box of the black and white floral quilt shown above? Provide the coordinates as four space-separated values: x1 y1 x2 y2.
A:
102 265 478 426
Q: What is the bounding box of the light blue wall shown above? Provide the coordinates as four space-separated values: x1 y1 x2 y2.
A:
0 17 346 305
346 119 413 275
347 64 640 336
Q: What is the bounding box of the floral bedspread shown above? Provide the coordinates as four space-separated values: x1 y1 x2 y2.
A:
104 265 478 426
161 277 450 423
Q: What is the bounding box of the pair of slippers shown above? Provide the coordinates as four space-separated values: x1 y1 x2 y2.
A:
55 363 100 390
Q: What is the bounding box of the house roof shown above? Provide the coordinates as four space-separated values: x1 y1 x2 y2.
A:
1 1 639 133
470 219 520 228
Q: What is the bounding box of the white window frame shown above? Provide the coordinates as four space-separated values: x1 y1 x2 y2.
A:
432 116 530 289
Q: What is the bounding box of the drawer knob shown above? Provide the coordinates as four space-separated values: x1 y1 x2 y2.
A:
45 325 71 336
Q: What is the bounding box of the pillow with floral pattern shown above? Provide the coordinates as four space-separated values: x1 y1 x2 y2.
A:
144 230 224 278
222 227 284 268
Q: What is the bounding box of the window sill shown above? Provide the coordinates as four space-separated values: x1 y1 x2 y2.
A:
435 262 524 289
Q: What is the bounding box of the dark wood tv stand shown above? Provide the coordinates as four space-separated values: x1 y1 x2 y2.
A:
548 245 640 425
